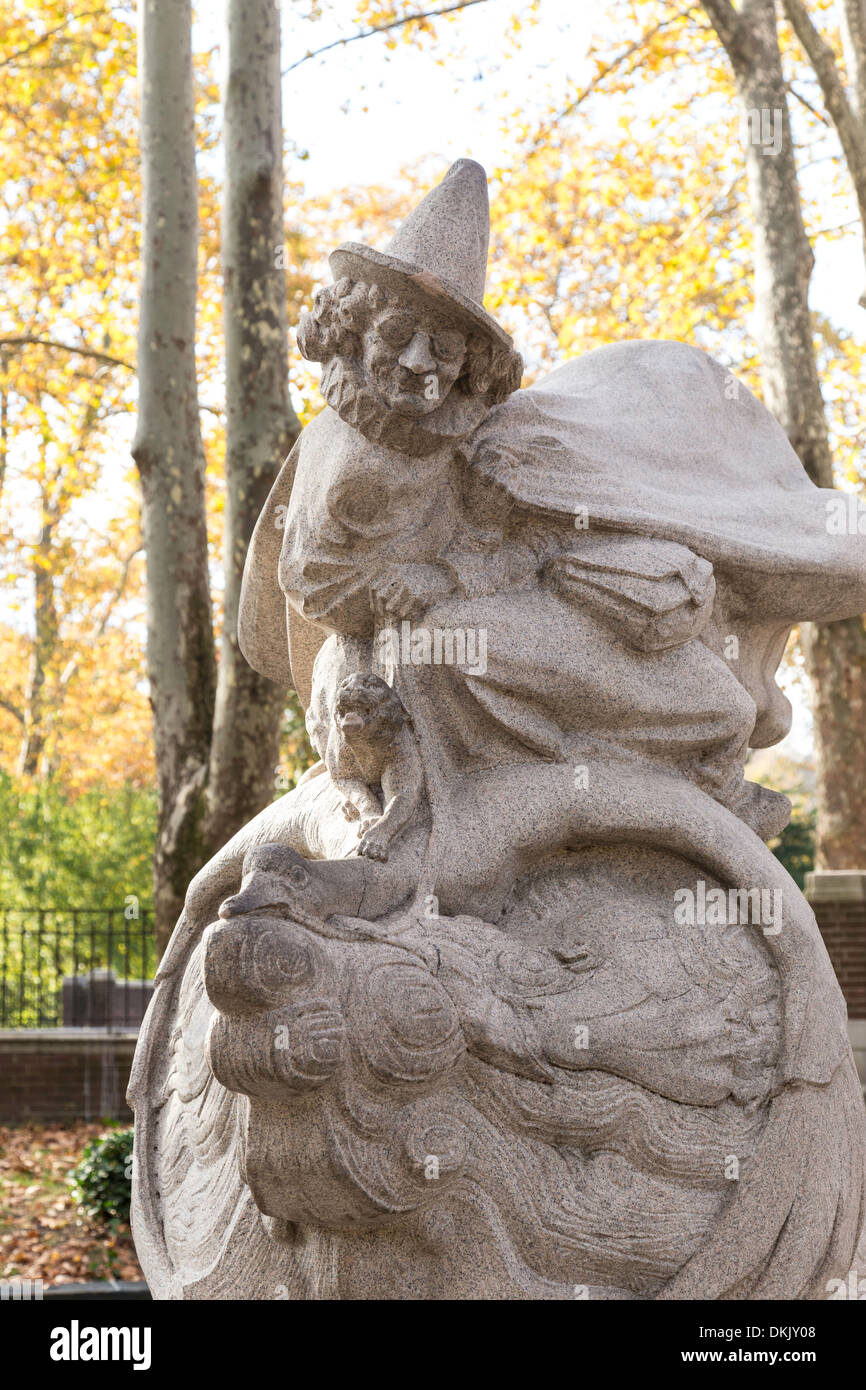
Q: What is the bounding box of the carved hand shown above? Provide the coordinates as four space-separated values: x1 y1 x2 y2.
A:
358 826 391 862
370 563 454 620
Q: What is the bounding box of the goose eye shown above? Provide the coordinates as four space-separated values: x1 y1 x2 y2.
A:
288 865 308 888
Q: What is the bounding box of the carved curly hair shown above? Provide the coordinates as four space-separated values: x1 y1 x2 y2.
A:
297 277 522 406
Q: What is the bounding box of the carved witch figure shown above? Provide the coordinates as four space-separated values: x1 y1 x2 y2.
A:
129 161 866 1300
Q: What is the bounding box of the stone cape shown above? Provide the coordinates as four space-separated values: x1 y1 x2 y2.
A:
467 341 866 618
128 158 866 1301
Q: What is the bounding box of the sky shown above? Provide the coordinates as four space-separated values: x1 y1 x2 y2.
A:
271 0 600 192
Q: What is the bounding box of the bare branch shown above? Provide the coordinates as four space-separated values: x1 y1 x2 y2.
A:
786 80 830 125
57 544 143 689
0 6 110 69
283 0 488 74
782 0 863 142
0 697 25 726
811 216 861 237
841 0 866 120
699 0 743 56
781 0 866 299
526 6 701 153
0 336 133 371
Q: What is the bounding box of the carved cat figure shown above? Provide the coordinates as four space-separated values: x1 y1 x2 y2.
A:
323 671 426 863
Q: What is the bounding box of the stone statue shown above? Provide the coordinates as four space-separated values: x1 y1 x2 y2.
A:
129 159 866 1300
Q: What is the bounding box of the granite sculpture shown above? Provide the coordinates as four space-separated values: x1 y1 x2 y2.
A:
129 159 866 1300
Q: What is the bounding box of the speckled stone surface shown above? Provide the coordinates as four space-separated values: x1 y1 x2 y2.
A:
130 160 866 1300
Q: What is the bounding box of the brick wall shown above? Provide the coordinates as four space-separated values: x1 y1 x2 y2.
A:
811 900 866 1017
805 871 866 1085
806 870 866 1020
0 1030 137 1124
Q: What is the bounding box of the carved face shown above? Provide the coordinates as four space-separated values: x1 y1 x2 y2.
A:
335 672 406 737
360 308 467 418
295 277 523 454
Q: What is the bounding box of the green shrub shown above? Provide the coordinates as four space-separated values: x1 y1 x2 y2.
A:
69 1127 134 1224
768 808 816 891
0 772 156 908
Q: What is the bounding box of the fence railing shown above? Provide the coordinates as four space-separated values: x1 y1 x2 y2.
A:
0 908 156 1030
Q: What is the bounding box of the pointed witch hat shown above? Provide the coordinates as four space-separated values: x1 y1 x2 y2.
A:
328 158 514 351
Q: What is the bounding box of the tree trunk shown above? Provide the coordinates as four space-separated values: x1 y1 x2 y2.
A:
701 0 866 866
18 492 58 778
802 615 866 867
132 0 217 953
841 0 866 119
203 0 300 855
703 0 832 484
777 0 866 864
781 0 866 305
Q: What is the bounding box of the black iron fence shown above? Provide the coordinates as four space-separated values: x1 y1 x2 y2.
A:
0 908 157 1029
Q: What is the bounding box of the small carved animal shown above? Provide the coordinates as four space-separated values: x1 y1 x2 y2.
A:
326 672 426 862
217 843 365 929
